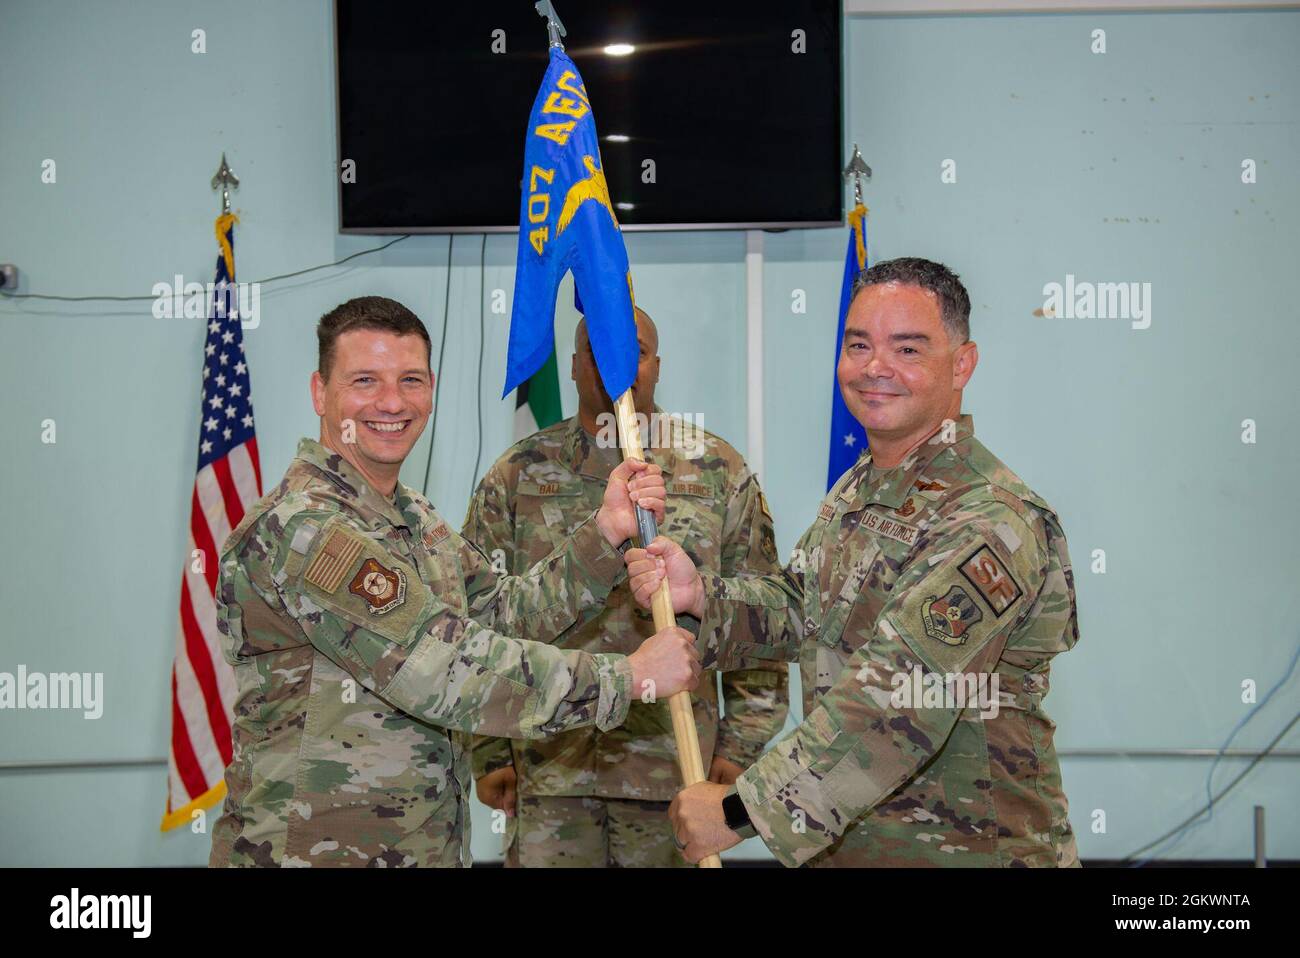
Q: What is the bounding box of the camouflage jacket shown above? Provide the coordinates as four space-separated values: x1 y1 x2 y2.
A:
702 415 1080 867
464 413 789 801
209 438 633 867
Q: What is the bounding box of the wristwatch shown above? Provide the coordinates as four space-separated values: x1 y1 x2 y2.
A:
615 537 634 557
722 787 757 840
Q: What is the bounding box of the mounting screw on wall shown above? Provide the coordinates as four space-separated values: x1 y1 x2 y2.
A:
0 265 18 290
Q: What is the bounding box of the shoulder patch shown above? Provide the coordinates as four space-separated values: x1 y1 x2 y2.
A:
921 586 983 646
348 558 408 615
304 528 364 593
818 502 836 522
959 544 1022 617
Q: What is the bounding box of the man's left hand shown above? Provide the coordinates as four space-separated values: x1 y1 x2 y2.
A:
597 459 666 547
708 755 744 786
669 781 743 864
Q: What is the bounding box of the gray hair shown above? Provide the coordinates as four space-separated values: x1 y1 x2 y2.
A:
851 257 971 344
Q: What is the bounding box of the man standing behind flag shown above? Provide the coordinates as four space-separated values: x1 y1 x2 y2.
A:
503 35 637 405
467 307 788 867
208 296 702 867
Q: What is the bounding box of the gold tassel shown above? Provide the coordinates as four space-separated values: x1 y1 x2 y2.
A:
215 212 239 279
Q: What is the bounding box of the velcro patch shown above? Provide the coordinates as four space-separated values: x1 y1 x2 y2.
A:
348 558 408 615
423 522 451 547
921 586 983 646
536 482 562 495
669 481 712 498
959 545 1022 617
862 509 919 547
304 529 364 594
818 502 836 522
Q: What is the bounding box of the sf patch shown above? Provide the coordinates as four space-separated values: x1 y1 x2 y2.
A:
921 586 983 646
348 557 407 615
960 545 1022 617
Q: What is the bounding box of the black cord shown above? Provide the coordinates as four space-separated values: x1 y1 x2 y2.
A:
1120 709 1300 864
421 235 455 498
471 233 487 491
0 234 412 302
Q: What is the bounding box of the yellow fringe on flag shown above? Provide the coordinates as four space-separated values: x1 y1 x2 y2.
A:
159 778 226 832
848 202 869 272
215 212 239 280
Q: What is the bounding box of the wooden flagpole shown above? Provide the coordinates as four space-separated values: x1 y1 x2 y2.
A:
612 391 721 868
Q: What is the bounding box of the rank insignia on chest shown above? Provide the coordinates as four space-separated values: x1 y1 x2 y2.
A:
348 558 408 614
896 497 917 518
921 586 983 646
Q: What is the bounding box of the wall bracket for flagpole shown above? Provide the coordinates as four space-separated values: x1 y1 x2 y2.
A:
211 153 239 214
535 1 567 50
843 143 872 209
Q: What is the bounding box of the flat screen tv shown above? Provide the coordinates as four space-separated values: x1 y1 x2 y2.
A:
335 0 843 232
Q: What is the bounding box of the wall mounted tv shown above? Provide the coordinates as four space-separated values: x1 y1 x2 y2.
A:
336 0 843 233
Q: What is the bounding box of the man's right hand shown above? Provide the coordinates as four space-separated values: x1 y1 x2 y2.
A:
627 626 702 701
625 536 705 619
476 766 518 816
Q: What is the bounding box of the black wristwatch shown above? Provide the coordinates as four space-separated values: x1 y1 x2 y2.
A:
722 787 756 839
615 537 634 557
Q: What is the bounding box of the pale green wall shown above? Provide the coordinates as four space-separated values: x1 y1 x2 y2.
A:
0 1 1295 865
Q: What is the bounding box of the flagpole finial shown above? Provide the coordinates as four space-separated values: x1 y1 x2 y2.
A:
843 143 872 209
535 0 567 50
211 153 240 214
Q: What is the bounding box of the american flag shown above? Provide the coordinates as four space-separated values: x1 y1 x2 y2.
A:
162 213 262 830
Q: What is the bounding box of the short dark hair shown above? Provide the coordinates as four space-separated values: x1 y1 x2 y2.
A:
317 296 431 381
851 257 971 343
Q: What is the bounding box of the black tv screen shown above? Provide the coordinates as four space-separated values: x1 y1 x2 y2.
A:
336 0 843 232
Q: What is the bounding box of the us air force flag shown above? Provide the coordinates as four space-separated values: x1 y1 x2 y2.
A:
504 48 637 402
826 203 870 489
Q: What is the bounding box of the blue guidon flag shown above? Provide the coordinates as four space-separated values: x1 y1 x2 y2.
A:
504 47 638 402
826 203 870 489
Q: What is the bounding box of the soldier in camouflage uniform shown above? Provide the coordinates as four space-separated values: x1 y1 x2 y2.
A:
629 260 1080 867
466 308 789 867
209 296 701 867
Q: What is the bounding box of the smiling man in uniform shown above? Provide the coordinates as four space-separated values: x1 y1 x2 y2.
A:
209 296 701 867
626 259 1081 868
